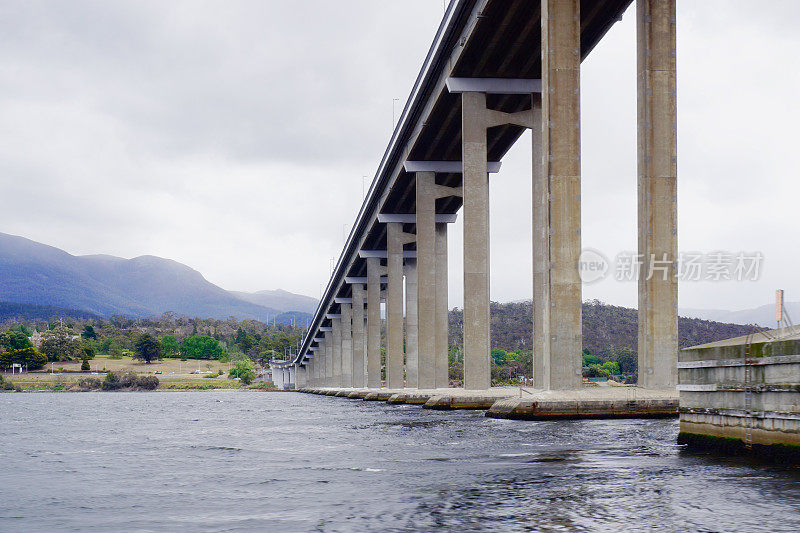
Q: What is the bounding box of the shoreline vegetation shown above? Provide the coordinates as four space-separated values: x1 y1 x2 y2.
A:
0 315 303 392
0 368 281 393
1 302 758 392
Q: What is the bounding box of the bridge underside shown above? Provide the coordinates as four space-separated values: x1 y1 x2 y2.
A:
279 0 677 394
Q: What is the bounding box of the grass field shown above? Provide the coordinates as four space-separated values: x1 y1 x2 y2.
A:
39 355 235 375
2 356 276 392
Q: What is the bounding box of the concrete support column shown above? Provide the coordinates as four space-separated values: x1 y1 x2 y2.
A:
352 284 366 388
461 91 491 391
404 259 419 388
366 257 383 388
340 303 353 388
386 223 406 389
637 0 677 389
435 222 449 388
535 0 582 390
295 363 306 388
325 336 333 385
332 317 342 387
416 172 437 389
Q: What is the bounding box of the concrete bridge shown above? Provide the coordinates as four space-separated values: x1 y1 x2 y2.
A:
273 0 678 414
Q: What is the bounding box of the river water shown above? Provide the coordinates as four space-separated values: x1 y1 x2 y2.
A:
1 391 799 532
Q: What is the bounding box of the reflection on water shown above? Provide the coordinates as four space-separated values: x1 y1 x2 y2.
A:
1 392 799 532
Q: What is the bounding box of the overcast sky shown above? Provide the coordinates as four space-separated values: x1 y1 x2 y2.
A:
1 1 798 312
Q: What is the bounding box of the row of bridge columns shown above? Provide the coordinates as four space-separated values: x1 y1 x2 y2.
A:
305 0 676 392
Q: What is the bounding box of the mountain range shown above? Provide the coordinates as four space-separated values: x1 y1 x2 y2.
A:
679 303 798 329
0 232 317 323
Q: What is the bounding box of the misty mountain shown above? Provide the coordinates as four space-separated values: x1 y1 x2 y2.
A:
679 302 800 328
230 289 318 315
0 232 313 323
0 302 102 322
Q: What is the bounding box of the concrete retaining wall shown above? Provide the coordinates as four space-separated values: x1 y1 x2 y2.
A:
679 335 800 455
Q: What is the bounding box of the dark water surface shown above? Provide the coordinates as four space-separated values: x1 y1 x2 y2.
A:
1 391 799 532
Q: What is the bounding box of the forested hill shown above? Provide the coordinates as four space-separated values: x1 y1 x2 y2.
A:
448 299 759 355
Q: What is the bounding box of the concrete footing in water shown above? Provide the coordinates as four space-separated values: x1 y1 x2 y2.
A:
486 389 678 420
678 328 800 458
297 386 679 419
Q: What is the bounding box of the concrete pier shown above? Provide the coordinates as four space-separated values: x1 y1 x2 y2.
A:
331 316 342 387
535 0 583 390
435 222 449 388
340 303 353 388
678 329 800 457
415 171 438 390
366 256 382 388
386 222 406 389
637 0 678 389
352 283 366 388
325 335 333 386
405 258 419 388
461 91 491 391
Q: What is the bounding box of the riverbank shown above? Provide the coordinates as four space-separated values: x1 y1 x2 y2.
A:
0 372 279 392
1 354 280 392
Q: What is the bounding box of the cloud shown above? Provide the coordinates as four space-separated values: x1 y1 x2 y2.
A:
0 0 798 313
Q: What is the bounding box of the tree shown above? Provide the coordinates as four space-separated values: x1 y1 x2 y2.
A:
491 349 508 366
180 335 224 360
133 334 162 364
40 327 84 361
161 335 180 358
602 361 620 375
229 359 255 384
583 364 610 379
0 330 33 351
0 347 48 370
613 348 638 375
81 325 97 340
582 353 602 367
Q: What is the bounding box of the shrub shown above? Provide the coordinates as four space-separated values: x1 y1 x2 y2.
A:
583 364 610 378
0 375 18 391
136 375 159 390
229 359 255 380
249 380 276 390
103 371 122 390
77 378 102 390
239 370 256 385
102 371 159 391
81 359 90 371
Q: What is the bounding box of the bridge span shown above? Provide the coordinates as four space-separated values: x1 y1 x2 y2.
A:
272 0 677 405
